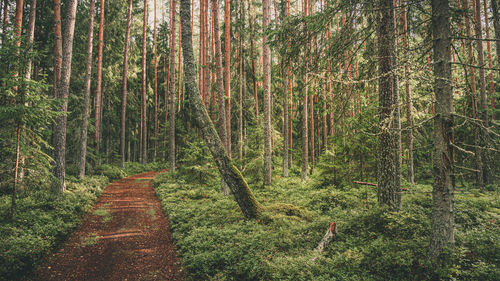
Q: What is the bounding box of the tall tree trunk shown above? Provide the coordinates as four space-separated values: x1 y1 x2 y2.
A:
282 0 290 178
302 75 308 181
168 0 177 170
10 0 23 220
120 0 133 167
212 0 229 195
95 0 104 155
224 0 231 157
53 0 78 193
25 0 36 80
263 0 272 186
198 0 204 101
377 0 401 210
180 0 262 219
402 0 414 184
301 0 309 181
492 0 500 66
10 126 20 220
53 0 62 98
473 0 489 187
141 0 147 164
462 0 483 189
18 0 37 183
204 0 211 110
248 0 258 119
483 0 495 121
238 0 245 163
153 0 158 161
78 0 95 178
429 0 454 260
393 0 402 195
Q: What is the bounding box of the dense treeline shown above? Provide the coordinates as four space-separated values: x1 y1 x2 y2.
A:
0 0 498 279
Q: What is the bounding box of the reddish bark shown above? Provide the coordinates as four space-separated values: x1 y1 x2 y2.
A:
95 0 105 150
224 0 231 157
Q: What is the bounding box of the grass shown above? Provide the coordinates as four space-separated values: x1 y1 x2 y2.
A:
153 171 499 281
93 206 112 223
81 233 100 247
147 208 156 218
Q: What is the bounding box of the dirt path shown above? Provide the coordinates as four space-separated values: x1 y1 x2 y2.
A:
31 171 183 281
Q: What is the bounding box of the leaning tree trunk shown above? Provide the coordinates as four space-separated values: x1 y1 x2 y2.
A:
78 0 95 178
180 0 262 219
429 0 454 261
120 0 133 167
53 0 78 193
377 0 400 210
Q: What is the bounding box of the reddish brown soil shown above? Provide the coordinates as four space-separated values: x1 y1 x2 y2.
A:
30 171 184 281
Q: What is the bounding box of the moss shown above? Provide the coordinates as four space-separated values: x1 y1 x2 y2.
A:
264 203 312 221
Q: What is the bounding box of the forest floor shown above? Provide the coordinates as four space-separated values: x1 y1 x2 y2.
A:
29 171 184 281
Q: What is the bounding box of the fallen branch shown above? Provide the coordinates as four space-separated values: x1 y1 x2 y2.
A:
353 181 378 187
312 222 337 261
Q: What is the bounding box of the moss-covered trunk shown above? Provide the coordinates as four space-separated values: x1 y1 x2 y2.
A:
179 0 262 219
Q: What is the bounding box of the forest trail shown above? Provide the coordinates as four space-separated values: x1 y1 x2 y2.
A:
30 171 184 281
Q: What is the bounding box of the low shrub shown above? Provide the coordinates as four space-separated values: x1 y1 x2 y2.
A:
154 171 499 280
0 176 108 281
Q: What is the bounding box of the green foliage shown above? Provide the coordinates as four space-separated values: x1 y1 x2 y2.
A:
0 30 57 196
0 176 108 281
95 162 163 180
175 135 219 186
154 167 499 280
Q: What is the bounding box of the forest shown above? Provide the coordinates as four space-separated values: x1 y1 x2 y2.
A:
0 0 498 280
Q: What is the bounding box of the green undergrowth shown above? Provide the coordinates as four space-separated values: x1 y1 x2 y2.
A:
0 162 163 281
154 172 499 280
0 176 108 281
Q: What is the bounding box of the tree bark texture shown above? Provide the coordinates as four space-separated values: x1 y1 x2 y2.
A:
473 0 489 186
224 0 231 157
180 0 262 219
212 0 230 195
429 0 455 260
94 0 104 152
263 0 272 186
491 0 500 66
141 0 148 164
53 0 78 193
153 0 158 161
26 0 36 80
120 0 133 167
402 0 414 185
78 0 95 178
377 0 401 210
168 0 177 171
53 0 62 98
302 76 308 181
